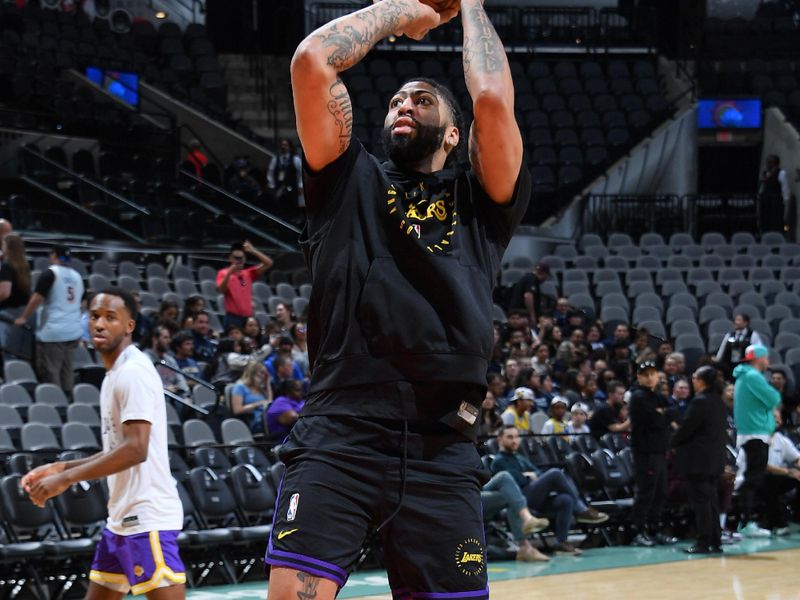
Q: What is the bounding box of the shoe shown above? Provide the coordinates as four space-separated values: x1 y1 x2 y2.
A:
773 526 790 536
553 541 582 555
522 516 550 535
632 533 655 547
576 507 610 524
516 545 550 562
652 532 678 545
720 530 741 545
709 546 723 553
739 522 771 538
684 544 712 554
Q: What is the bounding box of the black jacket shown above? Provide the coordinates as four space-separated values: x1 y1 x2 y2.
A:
629 384 669 454
671 391 728 477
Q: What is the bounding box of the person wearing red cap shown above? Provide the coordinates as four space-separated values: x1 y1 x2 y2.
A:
732 343 782 537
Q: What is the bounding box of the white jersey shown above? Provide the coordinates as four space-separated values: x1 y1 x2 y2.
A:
100 345 183 535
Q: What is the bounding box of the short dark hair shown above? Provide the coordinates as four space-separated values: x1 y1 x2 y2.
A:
608 380 625 394
735 313 750 323
230 242 245 254
399 77 465 168
94 287 138 320
171 330 193 351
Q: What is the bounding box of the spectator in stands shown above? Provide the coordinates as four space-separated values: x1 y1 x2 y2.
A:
266 337 304 378
224 323 244 341
629 360 675 547
478 390 503 438
564 310 586 338
492 425 609 555
655 340 673 370
216 241 273 329
531 343 551 372
274 301 295 336
589 380 631 440
501 387 534 433
290 321 309 376
172 330 200 388
758 154 791 234
267 137 304 209
504 358 520 384
481 471 550 562
0 233 30 311
541 396 569 437
243 316 266 348
630 327 656 364
227 157 263 201
666 377 692 428
269 354 303 397
733 344 782 537
609 340 633 386
190 311 217 363
770 368 800 429
566 402 591 441
266 379 305 440
180 295 205 330
488 372 512 410
664 352 686 392
560 369 583 405
605 323 631 350
15 245 83 393
722 381 736 429
714 313 764 377
538 324 563 358
735 409 800 535
142 323 189 397
203 337 249 386
157 299 179 325
532 372 555 413
553 297 570 329
185 138 208 178
509 262 554 327
586 323 606 359
230 360 272 434
131 291 153 346
0 218 13 248
672 365 729 554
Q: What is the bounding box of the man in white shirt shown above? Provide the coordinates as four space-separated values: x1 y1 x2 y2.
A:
22 288 185 598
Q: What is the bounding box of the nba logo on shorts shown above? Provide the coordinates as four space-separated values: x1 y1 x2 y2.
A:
287 493 300 521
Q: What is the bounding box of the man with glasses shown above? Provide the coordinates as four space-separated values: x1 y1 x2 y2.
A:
216 241 273 329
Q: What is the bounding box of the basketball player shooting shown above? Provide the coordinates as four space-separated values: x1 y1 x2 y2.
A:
22 289 186 600
266 1 528 599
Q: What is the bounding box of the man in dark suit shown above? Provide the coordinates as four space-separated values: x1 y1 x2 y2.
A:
671 365 729 554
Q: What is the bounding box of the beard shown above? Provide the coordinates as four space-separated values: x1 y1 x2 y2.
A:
382 120 446 167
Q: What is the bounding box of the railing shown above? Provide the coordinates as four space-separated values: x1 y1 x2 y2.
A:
306 3 658 51
580 193 768 241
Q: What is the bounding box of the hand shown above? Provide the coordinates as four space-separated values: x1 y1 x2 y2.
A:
243 240 255 254
21 462 65 493
788 468 800 481
27 472 71 508
230 261 243 272
374 0 441 40
418 0 461 24
13 316 26 326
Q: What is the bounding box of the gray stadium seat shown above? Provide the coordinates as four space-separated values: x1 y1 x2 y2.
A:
638 320 666 339
626 280 656 299
175 279 199 298
666 255 692 270
665 305 696 325
733 303 763 320
0 384 32 412
775 332 800 356
275 283 297 301
639 232 664 247
21 422 60 452
61 422 100 452
574 256 598 271
661 280 689 297
687 268 714 286
656 269 683 286
634 293 664 314
118 261 141 281
5 360 38 387
564 270 590 285
759 280 784 303
635 256 661 271
117 275 142 293
738 292 767 311
147 262 169 280
183 419 217 448
73 383 100 406
147 277 171 297
776 291 800 317
563 281 590 297
604 256 628 272
596 281 624 297
674 334 705 351
699 305 729 326
632 306 661 324
221 418 254 446
35 384 69 408
699 255 726 270
600 305 629 324
669 233 694 249
694 281 723 298
729 280 756 299
766 305 793 330
670 321 701 338
198 265 217 282
28 404 62 428
706 292 735 313
762 231 786 247
701 232 726 247
669 293 699 315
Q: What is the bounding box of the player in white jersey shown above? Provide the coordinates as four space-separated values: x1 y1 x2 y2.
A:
22 288 185 599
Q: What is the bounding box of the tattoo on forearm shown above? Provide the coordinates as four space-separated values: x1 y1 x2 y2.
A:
296 572 320 600
327 77 353 153
313 0 419 71
462 3 505 86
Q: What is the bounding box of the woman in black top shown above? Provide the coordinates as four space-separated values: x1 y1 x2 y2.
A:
671 365 728 554
0 234 31 310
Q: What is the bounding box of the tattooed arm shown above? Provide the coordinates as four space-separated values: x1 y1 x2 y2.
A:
461 0 523 205
291 0 441 172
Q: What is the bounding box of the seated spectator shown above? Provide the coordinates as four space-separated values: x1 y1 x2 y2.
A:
735 409 800 535
609 340 633 386
491 426 609 555
605 323 631 350
181 295 205 329
538 324 563 358
224 323 244 341
131 291 153 346
532 373 555 413
501 387 534 433
231 361 272 434
566 402 591 440
589 380 630 439
478 390 503 438
191 311 217 363
488 372 512 411
564 311 586 338
274 301 295 337
560 369 584 406
291 321 310 376
172 331 200 387
269 354 304 396
553 297 571 329
265 337 304 378
655 340 674 370
770 368 799 428
203 337 250 386
664 352 686 391
266 379 305 440
541 397 569 438
158 299 179 325
666 377 691 429
630 327 656 364
144 324 189 396
586 323 607 359
243 316 266 348
481 471 550 562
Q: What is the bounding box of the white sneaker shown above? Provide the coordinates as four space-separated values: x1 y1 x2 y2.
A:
773 526 790 537
739 522 771 538
720 530 741 545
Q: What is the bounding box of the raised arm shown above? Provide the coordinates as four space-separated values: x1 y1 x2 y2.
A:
461 0 523 204
290 0 441 172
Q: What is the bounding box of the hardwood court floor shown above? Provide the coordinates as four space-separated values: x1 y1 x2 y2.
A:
187 532 800 600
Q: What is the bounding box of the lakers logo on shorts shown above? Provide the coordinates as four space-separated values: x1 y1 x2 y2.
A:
454 538 485 576
133 565 144 578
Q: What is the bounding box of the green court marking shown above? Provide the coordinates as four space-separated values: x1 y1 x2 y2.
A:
188 529 800 600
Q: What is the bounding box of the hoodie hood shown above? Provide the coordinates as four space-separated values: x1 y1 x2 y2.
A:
732 363 753 379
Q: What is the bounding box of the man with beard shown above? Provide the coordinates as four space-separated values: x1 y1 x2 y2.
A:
267 1 530 598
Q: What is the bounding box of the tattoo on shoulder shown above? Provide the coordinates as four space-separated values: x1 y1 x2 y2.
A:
327 78 353 153
296 572 321 600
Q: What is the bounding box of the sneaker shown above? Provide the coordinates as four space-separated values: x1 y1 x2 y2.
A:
773 526 790 537
522 516 550 535
632 532 655 547
553 541 583 555
516 545 550 562
652 532 678 545
684 544 712 555
576 507 610 524
740 522 771 538
720 530 741 545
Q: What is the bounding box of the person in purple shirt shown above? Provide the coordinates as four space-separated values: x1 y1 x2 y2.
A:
265 379 305 440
